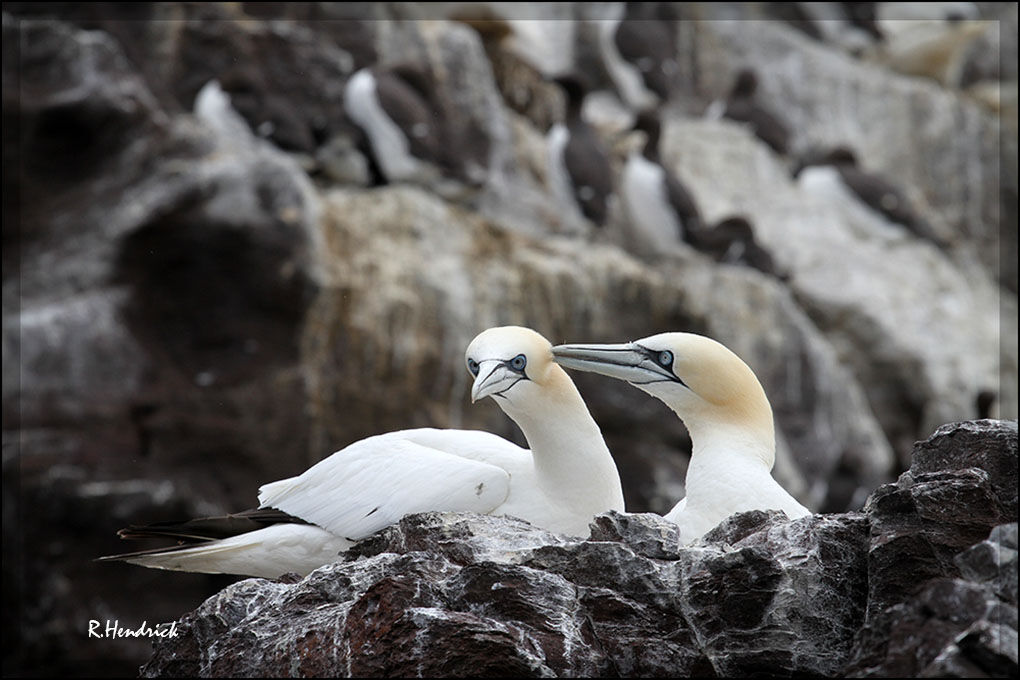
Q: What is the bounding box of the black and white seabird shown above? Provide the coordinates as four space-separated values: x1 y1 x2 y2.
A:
598 2 680 110
689 216 789 280
344 64 443 186
547 75 615 227
344 62 492 194
619 111 786 277
619 109 703 253
795 146 947 248
719 69 792 156
766 2 883 52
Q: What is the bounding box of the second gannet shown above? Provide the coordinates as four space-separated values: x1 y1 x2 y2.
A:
552 332 810 543
101 327 624 578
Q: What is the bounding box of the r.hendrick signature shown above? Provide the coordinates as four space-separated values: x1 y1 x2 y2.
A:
87 619 179 639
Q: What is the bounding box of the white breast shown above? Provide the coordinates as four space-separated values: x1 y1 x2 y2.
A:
598 19 657 110
344 70 426 183
621 152 682 253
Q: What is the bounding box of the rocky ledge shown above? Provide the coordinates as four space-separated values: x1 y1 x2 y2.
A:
141 420 1017 678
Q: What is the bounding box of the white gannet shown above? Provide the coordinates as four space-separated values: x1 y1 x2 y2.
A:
551 332 810 543
101 327 624 578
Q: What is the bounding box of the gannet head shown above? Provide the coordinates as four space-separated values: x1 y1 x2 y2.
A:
465 326 598 432
466 326 564 407
552 332 775 465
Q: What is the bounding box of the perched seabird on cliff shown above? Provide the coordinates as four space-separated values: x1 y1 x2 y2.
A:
619 109 703 254
552 332 810 543
714 69 791 156
795 146 947 247
766 2 883 53
689 216 789 280
343 64 446 186
101 327 624 578
547 74 615 227
598 2 679 110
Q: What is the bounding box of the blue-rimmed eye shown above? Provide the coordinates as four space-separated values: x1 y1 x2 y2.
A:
658 350 674 367
467 358 480 376
509 354 527 372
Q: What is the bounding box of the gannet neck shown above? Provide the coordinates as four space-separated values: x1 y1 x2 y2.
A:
514 363 624 511
667 373 776 471
686 420 775 473
467 326 625 514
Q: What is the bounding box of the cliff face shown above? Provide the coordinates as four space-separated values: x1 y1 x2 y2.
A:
2 3 1017 676
140 420 1017 678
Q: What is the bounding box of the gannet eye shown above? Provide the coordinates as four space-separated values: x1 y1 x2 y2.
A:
509 354 527 372
467 358 480 376
658 350 674 367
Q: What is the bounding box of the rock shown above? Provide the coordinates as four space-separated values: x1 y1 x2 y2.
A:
913 420 1019 518
847 421 1018 677
589 510 683 560
955 523 1019 605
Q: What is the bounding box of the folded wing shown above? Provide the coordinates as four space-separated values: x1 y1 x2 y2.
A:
258 428 520 540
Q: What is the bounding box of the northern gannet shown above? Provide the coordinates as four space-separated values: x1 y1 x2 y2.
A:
547 74 615 227
551 332 810 543
101 327 624 578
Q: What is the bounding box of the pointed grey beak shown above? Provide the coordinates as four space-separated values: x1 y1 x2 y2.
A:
551 342 674 384
471 362 522 403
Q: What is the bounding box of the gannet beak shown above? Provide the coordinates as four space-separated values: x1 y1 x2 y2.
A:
551 342 674 384
471 362 522 403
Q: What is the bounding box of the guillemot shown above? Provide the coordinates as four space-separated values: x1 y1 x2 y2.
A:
795 146 947 248
598 2 680 110
547 74 615 228
719 69 792 156
619 108 703 254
